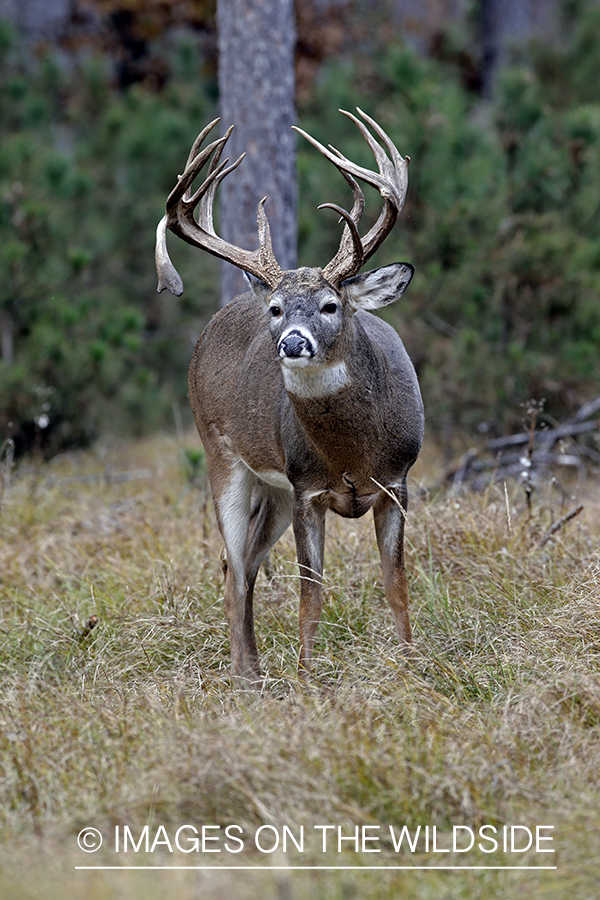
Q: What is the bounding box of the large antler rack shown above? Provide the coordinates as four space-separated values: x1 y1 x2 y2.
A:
156 118 284 296
293 107 409 285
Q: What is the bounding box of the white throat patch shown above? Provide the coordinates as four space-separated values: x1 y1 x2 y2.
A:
282 360 350 399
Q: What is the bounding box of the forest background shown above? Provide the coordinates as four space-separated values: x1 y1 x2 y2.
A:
2 5 600 899
1 0 600 458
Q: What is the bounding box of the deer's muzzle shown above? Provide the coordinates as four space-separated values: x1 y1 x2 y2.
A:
278 329 315 361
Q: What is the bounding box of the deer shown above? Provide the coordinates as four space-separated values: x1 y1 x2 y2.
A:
155 108 424 686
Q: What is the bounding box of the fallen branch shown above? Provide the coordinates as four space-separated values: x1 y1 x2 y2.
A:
486 419 599 452
446 396 600 489
539 505 584 547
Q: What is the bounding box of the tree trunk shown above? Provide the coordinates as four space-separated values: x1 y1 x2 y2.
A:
480 0 532 96
217 0 296 305
8 0 75 42
0 310 14 364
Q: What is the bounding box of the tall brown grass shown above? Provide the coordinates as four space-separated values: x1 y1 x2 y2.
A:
0 434 599 899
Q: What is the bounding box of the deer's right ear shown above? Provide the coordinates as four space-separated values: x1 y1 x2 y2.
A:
342 263 414 311
244 272 272 304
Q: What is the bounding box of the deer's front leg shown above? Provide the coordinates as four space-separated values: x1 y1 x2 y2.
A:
292 492 326 677
373 481 413 648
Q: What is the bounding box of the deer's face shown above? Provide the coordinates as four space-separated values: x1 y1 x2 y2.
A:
248 268 349 369
245 263 415 403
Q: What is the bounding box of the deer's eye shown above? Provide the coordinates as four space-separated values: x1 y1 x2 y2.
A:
270 305 282 317
321 302 338 315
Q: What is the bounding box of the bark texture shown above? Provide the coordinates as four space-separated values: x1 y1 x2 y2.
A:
217 0 297 305
480 0 558 95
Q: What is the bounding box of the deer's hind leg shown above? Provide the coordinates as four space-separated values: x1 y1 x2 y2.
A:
373 480 413 649
241 484 292 678
210 460 255 682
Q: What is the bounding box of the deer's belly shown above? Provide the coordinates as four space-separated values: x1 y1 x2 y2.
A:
324 489 380 519
254 468 293 491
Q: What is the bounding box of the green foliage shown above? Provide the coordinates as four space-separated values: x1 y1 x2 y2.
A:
3 6 600 455
297 6 600 439
0 22 218 454
181 445 205 486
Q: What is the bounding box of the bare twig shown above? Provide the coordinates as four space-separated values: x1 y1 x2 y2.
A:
522 400 542 518
0 437 15 516
504 482 512 534
539 504 584 547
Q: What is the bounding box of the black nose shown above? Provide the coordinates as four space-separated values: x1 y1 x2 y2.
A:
279 332 309 358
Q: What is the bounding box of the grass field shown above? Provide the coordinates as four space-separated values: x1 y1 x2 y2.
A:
0 432 599 899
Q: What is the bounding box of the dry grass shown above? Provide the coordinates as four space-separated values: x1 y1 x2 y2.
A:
1 433 599 899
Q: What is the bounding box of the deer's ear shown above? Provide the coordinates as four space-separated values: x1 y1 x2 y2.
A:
244 272 272 304
342 263 414 311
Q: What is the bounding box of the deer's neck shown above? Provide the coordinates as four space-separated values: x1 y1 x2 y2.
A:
279 315 363 403
281 325 385 462
280 359 350 400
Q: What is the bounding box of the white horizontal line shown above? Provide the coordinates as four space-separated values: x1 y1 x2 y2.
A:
75 865 558 871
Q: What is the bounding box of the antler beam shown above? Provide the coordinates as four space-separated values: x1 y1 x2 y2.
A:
156 109 408 296
293 107 409 284
156 118 284 295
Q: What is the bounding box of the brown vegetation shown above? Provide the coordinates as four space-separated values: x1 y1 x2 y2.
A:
0 433 599 898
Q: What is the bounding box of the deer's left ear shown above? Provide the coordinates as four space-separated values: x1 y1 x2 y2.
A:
342 263 414 311
244 271 272 304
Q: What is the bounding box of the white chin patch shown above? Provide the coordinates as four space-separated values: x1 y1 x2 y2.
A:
280 355 312 369
282 360 350 399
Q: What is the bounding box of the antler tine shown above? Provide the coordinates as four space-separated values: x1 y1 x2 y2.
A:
336 165 365 223
293 108 409 284
320 165 365 275
156 214 184 296
317 201 364 270
183 117 222 171
156 122 284 296
337 110 395 198
167 130 236 211
356 106 410 172
188 153 246 232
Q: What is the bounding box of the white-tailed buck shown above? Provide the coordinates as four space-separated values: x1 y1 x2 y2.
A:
156 108 424 684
